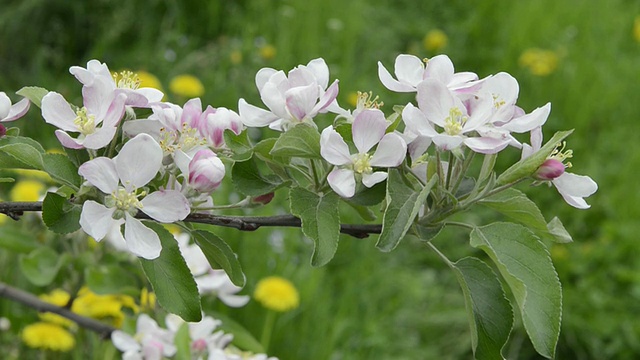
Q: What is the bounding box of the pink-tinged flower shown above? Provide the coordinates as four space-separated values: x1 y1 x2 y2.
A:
187 149 226 193
378 54 479 93
201 107 243 149
78 134 190 259
0 92 30 123
41 91 126 149
403 79 511 154
523 128 597 209
111 314 176 360
165 314 234 359
70 59 164 108
320 109 407 198
238 58 340 131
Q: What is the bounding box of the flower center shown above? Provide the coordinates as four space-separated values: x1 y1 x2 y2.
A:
492 94 506 109
443 107 467 135
356 91 384 110
73 107 96 135
352 153 372 174
157 124 207 155
106 188 145 219
549 141 573 167
112 71 140 90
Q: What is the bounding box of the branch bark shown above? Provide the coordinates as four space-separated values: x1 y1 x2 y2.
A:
0 282 116 339
0 201 382 238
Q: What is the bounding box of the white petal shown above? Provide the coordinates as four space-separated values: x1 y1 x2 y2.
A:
362 171 388 188
464 136 511 154
255 68 278 91
432 134 464 151
54 130 85 149
424 55 455 84
79 157 119 193
82 126 118 150
140 190 191 222
218 293 251 308
116 134 163 191
285 83 318 121
311 80 339 116
238 98 279 127
123 119 163 139
553 172 598 198
327 168 356 198
260 81 289 119
352 109 387 154
124 214 161 259
370 133 407 167
111 331 141 352
41 92 79 132
503 102 551 133
416 79 456 126
137 88 164 103
80 201 117 241
394 54 425 87
402 103 438 137
2 97 30 122
377 62 416 92
0 92 10 119
320 126 352 166
306 58 330 89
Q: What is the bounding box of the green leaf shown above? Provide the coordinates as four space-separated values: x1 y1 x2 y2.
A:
224 129 253 161
85 265 139 295
479 188 548 234
0 177 15 183
140 223 202 322
16 86 49 108
43 153 82 190
174 323 192 360
413 223 444 241
0 227 39 253
347 180 386 206
42 192 81 234
270 124 322 158
546 217 572 243
376 169 437 252
64 147 90 168
0 143 44 170
231 157 285 196
290 187 340 267
5 127 19 137
497 130 573 185
212 311 265 353
470 223 561 359
0 135 46 153
19 247 68 286
453 257 513 360
193 230 245 287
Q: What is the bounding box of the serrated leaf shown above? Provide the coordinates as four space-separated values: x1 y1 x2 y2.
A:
547 217 572 243
224 129 253 161
231 157 285 196
0 143 44 170
85 265 139 295
5 127 19 136
42 192 81 234
16 86 49 108
140 223 202 322
470 223 561 359
413 223 444 241
19 247 67 286
347 180 386 206
480 188 548 234
0 135 46 153
63 147 90 168
193 230 245 287
43 153 82 190
290 187 340 267
270 124 322 158
497 130 573 185
453 257 513 360
376 169 437 252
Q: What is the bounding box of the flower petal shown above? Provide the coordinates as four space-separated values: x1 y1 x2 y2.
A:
311 80 339 116
503 102 551 133
394 54 425 87
377 62 416 92
54 130 85 149
464 136 511 154
140 190 191 223
285 83 318 121
424 54 455 84
2 97 30 122
41 92 79 132
416 79 456 127
432 134 464 151
362 171 388 188
79 157 119 193
238 98 279 127
82 126 119 150
218 293 251 308
402 103 438 137
116 134 163 191
370 132 407 167
352 109 387 154
80 201 117 241
111 331 141 353
255 68 279 92
320 126 352 166
305 58 330 89
327 168 356 198
124 214 161 259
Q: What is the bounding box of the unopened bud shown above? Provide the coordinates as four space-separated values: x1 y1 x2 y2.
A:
534 158 565 180
0 124 6 137
251 192 275 205
188 149 226 193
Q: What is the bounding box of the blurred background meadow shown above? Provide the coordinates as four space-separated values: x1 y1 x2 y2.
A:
1 0 640 358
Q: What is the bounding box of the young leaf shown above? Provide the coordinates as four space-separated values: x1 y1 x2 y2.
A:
470 223 561 359
42 192 81 234
496 130 573 185
270 124 322 158
547 217 572 243
224 129 253 161
376 169 437 252
192 230 245 287
140 223 202 322
16 86 49 108
231 157 285 196
0 143 44 170
479 188 548 234
42 153 82 190
453 257 513 360
19 247 68 286
289 187 340 267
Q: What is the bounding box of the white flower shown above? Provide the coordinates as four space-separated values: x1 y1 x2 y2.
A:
112 314 176 360
0 92 30 123
320 108 407 198
165 314 234 360
78 134 191 259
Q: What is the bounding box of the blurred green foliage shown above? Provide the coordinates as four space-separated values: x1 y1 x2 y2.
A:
2 0 640 359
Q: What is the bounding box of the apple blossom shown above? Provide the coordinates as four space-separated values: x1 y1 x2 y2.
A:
78 133 190 259
238 58 340 131
187 149 226 194
320 108 407 198
0 92 30 123
111 314 176 360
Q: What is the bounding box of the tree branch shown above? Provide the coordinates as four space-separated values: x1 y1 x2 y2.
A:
0 201 382 239
0 282 116 339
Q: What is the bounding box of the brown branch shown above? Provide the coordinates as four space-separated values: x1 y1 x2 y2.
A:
0 282 116 339
0 201 382 238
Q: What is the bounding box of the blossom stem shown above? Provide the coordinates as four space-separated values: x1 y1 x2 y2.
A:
260 309 276 352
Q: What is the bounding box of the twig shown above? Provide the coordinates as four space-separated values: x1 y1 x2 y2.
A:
0 282 116 339
0 201 382 239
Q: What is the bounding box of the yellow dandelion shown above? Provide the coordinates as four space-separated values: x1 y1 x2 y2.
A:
254 276 299 312
169 74 205 98
136 70 164 92
634 16 640 42
22 322 75 352
347 92 359 108
9 180 45 202
230 50 243 65
71 287 139 328
38 289 74 328
519 48 559 77
140 288 156 310
423 29 448 53
259 44 277 61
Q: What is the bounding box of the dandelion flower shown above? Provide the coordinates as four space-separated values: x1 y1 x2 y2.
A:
423 29 448 52
136 70 164 92
9 180 45 202
170 74 205 98
259 44 277 61
254 276 299 312
38 289 74 328
22 322 75 352
519 48 559 76
634 16 640 42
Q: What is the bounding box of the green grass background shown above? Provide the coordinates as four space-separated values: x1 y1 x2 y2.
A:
2 0 640 358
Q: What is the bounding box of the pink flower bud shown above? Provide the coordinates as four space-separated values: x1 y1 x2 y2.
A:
191 338 208 353
203 108 243 148
0 124 6 137
534 158 565 180
188 149 225 193
252 192 275 205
